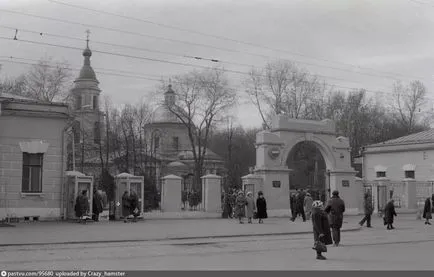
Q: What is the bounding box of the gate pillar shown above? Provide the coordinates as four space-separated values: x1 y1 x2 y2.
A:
161 174 182 212
201 174 222 213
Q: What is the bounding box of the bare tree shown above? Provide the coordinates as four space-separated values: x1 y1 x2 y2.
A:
391 80 427 133
165 68 237 188
245 61 324 128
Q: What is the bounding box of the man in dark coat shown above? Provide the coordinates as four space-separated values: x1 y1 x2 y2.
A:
92 189 104 222
359 192 373 228
384 199 397 230
256 191 268 224
311 200 333 260
75 190 90 223
290 193 297 221
324 190 345 246
422 194 434 225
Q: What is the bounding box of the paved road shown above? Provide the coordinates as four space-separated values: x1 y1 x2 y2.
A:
1 219 433 270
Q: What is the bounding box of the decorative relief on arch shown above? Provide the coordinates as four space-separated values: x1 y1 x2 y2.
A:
402 164 416 171
374 165 387 172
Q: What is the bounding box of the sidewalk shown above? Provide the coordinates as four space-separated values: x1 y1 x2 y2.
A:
0 216 374 247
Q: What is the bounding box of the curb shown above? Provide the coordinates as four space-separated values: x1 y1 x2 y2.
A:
0 227 361 247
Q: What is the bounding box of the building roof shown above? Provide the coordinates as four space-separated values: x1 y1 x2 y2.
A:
367 129 434 147
0 92 36 101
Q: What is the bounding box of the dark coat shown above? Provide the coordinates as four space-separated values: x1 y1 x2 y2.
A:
296 193 305 212
290 195 296 211
364 196 373 215
256 197 268 219
384 201 397 224
122 193 131 217
324 195 345 229
312 207 333 245
92 191 104 215
129 193 139 214
74 195 89 218
423 198 433 220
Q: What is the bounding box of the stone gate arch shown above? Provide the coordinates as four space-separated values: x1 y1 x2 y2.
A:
247 115 359 216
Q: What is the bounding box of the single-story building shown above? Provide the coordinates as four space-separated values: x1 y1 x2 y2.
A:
0 93 69 221
360 129 434 213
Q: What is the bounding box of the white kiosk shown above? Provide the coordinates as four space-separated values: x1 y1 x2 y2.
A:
114 173 145 220
65 171 94 220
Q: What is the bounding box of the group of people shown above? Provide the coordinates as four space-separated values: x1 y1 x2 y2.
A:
290 188 314 222
74 188 104 223
232 190 268 224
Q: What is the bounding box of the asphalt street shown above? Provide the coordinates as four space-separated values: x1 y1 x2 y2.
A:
1 221 434 270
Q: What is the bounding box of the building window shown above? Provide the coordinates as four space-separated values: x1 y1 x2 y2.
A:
405 170 415 179
94 122 101 144
93 95 98 110
172 137 179 151
376 171 386 178
76 95 82 110
154 136 160 150
22 153 43 193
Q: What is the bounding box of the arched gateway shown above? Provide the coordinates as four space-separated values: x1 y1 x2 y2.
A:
242 115 359 216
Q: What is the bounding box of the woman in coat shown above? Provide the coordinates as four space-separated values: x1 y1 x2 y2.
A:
245 192 256 224
234 191 247 224
304 193 313 220
384 199 397 230
92 189 104 222
311 200 333 260
422 194 434 225
256 191 267 224
121 191 130 223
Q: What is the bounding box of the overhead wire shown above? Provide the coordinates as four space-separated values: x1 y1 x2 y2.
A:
0 34 400 92
0 25 420 83
0 8 426 81
0 54 411 102
47 0 424 80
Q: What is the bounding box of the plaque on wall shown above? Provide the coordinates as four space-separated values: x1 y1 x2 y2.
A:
268 146 281 159
272 181 281 188
342 180 349 187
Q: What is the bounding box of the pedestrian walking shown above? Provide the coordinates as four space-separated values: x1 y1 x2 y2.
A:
359 192 373 228
256 191 267 224
234 191 247 224
324 190 345 246
290 193 297 221
245 192 256 224
92 188 104 222
74 190 90 224
304 193 313 220
122 190 130 223
383 199 397 230
311 200 333 260
129 190 139 223
423 194 434 225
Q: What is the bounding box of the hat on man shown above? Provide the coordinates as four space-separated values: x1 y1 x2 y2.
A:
332 190 339 196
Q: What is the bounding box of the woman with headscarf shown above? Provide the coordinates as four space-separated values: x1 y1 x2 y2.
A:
234 191 247 224
311 200 333 260
256 191 267 224
384 199 397 230
245 191 256 224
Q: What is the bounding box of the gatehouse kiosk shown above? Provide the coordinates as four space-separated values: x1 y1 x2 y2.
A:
114 173 145 220
65 171 94 219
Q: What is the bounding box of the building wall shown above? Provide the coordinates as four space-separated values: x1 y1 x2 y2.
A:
147 123 190 153
0 115 67 219
363 149 434 181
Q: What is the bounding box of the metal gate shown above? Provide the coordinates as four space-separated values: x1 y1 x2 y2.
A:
377 185 388 214
181 174 204 211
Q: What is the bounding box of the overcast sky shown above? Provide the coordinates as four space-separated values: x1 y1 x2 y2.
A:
1 0 434 128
